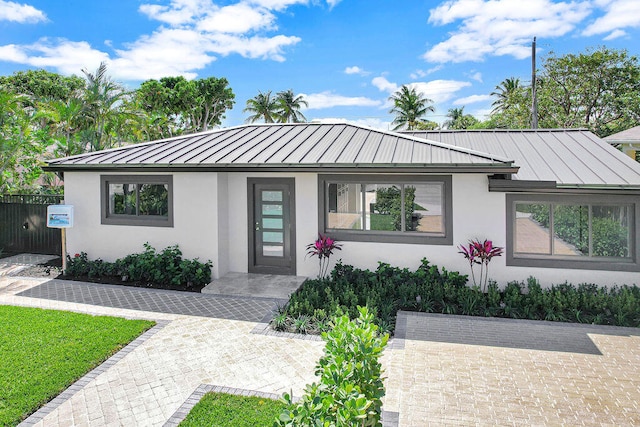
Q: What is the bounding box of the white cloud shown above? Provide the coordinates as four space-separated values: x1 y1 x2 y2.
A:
408 80 471 103
0 39 109 75
371 76 398 93
326 0 343 9
303 91 382 109
424 0 591 63
603 29 627 40
1 0 314 80
467 71 482 82
197 3 276 33
582 0 640 37
0 0 46 23
453 94 493 105
345 66 369 75
410 65 443 79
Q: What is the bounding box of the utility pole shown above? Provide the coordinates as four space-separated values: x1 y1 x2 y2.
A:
531 37 538 129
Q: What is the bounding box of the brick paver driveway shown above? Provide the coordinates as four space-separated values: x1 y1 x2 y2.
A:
1 276 639 426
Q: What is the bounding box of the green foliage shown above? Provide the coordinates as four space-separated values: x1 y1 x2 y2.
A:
443 106 479 130
0 306 153 426
65 243 212 288
372 186 416 231
179 392 285 427
530 204 629 257
389 85 436 130
276 307 388 427
276 261 640 334
135 75 235 135
482 47 640 136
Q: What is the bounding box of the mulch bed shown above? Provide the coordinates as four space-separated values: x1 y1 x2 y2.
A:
8 257 204 293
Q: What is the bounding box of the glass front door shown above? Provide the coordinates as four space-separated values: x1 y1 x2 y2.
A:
248 179 296 275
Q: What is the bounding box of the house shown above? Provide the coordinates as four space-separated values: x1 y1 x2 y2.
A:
45 123 640 287
604 125 640 162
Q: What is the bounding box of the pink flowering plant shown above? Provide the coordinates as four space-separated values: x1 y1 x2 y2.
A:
458 239 503 292
306 233 342 278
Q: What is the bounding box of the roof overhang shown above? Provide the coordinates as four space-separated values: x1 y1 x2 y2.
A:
44 163 519 175
489 178 640 195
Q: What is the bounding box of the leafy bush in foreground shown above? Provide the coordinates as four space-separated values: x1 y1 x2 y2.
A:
274 260 640 334
276 307 388 427
65 243 212 289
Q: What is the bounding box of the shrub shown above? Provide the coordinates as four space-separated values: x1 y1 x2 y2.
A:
276 307 388 427
273 260 640 334
65 243 212 289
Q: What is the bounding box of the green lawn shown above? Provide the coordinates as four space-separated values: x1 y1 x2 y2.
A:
0 305 154 426
179 392 285 427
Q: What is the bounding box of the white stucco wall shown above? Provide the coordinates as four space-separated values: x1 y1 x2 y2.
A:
331 174 640 287
63 170 640 287
63 171 223 278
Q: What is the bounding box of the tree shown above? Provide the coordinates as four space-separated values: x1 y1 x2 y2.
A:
389 85 435 130
275 89 308 123
134 75 235 134
81 62 130 151
481 47 640 136
490 77 523 114
536 47 640 136
0 69 84 104
443 107 479 130
0 89 49 192
244 90 279 123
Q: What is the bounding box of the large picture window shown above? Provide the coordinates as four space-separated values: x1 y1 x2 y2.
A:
507 194 639 271
319 175 452 244
101 175 173 227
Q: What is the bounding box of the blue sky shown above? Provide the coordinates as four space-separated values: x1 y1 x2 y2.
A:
1 0 639 129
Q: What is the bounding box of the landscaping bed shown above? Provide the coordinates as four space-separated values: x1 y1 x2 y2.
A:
273 259 640 335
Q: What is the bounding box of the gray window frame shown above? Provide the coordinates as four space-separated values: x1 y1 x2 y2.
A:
318 174 453 245
506 193 640 271
101 175 174 227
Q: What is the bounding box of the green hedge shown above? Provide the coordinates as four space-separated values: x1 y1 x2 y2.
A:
65 243 212 288
275 260 640 334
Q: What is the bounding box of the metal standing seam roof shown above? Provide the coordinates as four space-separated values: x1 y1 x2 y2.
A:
46 123 516 172
403 129 640 188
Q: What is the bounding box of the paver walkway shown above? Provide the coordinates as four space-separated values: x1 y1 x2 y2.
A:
1 274 639 426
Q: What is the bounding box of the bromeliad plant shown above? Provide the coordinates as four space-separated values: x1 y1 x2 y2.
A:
458 239 503 292
306 233 342 278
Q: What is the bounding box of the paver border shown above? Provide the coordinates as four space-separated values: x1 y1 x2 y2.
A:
18 319 170 427
164 384 400 427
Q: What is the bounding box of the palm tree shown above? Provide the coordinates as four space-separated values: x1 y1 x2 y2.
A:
444 106 480 130
490 77 521 114
388 85 435 130
275 89 308 123
244 91 278 123
81 62 129 151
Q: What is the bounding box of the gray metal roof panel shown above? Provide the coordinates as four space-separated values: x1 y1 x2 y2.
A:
48 123 515 172
403 129 640 187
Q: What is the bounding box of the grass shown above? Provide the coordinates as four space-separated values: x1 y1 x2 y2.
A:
0 306 154 426
179 392 285 427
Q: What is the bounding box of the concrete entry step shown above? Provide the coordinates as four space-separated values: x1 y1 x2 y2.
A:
202 272 307 300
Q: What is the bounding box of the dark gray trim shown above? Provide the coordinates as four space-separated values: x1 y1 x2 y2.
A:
489 178 557 191
247 178 297 275
506 193 640 272
318 174 453 245
46 164 518 175
100 175 174 227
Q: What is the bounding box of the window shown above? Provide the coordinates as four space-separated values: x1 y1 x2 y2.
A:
319 175 452 244
507 194 639 271
101 175 173 227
